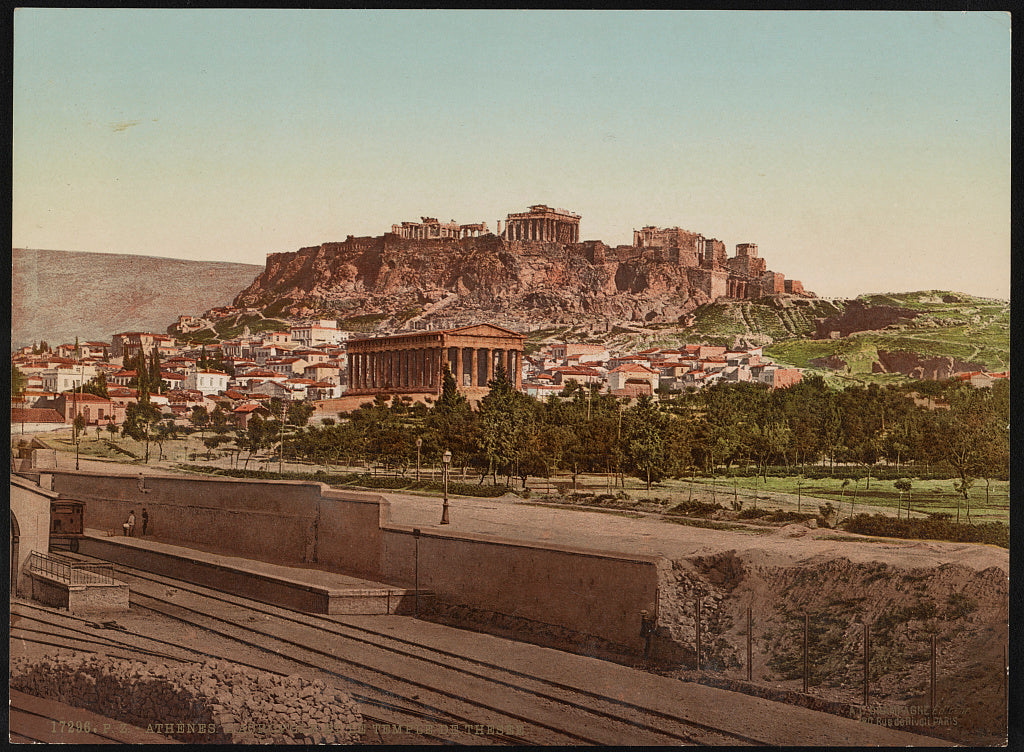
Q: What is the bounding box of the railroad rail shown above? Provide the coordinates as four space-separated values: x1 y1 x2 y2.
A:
48 553 768 745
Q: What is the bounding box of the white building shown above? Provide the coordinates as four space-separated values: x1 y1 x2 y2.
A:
289 320 344 347
184 368 229 396
40 365 97 393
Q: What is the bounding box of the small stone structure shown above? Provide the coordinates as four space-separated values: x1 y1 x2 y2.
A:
27 551 129 614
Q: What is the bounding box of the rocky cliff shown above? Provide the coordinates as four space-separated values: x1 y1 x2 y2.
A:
233 234 718 331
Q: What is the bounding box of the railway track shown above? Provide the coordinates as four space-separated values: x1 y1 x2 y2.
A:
11 603 475 746
49 553 768 745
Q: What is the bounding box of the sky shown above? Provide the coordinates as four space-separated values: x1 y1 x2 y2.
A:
12 9 1011 300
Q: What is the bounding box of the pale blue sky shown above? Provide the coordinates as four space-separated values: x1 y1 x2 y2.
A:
13 10 1011 299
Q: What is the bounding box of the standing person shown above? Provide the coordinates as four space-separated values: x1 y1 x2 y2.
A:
141 507 149 536
125 509 136 537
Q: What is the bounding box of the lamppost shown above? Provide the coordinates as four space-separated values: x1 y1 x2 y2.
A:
440 449 452 525
74 368 83 470
415 437 422 482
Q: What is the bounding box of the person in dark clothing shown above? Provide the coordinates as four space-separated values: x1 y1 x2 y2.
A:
141 508 149 536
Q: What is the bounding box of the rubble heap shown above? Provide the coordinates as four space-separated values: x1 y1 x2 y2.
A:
10 652 362 745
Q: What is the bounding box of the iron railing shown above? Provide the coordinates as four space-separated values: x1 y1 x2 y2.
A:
28 551 115 586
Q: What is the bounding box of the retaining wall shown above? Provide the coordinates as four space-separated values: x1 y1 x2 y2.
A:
47 470 660 651
50 471 384 578
381 526 658 651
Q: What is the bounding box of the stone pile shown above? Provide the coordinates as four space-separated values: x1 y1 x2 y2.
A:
10 651 362 745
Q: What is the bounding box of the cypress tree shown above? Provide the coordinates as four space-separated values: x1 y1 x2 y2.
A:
135 350 150 402
149 349 162 394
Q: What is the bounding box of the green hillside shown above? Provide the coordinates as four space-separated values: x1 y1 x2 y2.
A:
543 292 1008 387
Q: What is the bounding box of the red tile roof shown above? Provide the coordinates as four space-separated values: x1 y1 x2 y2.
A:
11 408 66 423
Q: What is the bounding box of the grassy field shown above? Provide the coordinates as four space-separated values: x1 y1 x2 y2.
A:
32 429 1009 529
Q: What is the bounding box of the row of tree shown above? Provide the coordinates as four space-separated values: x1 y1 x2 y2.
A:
69 364 1007 524
276 369 1008 501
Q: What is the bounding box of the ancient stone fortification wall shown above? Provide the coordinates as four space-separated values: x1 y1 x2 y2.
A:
48 471 661 651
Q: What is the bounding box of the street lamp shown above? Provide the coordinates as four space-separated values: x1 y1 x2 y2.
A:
415 437 422 482
440 449 452 525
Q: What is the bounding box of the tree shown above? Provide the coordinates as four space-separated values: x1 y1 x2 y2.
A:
478 364 519 485
287 400 315 428
894 478 913 520
73 413 86 440
190 406 210 437
11 364 26 401
624 394 668 492
837 478 851 521
121 400 162 462
80 372 109 399
148 349 163 394
953 477 974 524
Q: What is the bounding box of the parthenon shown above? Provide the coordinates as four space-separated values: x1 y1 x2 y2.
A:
501 205 580 243
345 324 525 397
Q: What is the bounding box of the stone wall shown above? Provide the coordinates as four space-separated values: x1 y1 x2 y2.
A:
380 526 660 652
49 470 664 653
49 472 384 578
11 476 55 596
29 572 129 614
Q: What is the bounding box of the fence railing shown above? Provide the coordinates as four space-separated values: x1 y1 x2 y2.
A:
28 551 116 586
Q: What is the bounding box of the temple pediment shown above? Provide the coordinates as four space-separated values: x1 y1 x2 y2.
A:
444 323 524 339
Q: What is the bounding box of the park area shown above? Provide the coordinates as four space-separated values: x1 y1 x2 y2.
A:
27 419 1009 550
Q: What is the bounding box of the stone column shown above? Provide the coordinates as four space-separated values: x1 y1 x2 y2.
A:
450 346 460 386
469 348 478 387
484 348 493 383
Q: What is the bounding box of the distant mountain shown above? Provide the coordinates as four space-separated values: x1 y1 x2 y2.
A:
11 249 263 349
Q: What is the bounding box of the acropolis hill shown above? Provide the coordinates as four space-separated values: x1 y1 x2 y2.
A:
233 205 813 331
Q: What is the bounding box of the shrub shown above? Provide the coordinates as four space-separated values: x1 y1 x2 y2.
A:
664 499 723 518
840 513 1008 548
